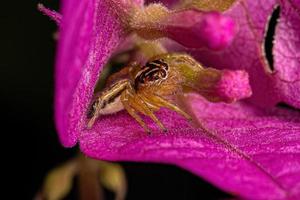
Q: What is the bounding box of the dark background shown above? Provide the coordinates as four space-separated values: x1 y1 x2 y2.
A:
2 1 232 199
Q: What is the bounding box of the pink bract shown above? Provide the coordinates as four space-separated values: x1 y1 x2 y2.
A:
51 0 300 199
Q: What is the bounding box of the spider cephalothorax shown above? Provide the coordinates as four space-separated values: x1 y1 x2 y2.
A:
87 53 214 133
134 59 169 87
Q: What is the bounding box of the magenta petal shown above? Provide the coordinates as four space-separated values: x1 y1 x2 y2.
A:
79 94 300 199
55 0 125 146
274 1 300 108
290 0 300 10
189 0 300 109
189 0 279 107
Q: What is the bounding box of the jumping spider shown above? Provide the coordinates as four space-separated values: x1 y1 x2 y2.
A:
87 53 213 133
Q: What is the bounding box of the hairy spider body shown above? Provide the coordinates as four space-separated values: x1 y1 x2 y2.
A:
87 53 208 133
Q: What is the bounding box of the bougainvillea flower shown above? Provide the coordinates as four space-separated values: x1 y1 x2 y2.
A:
41 0 300 199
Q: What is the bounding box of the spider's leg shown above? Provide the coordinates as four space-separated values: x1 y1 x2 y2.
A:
87 79 131 128
145 93 192 121
133 94 167 132
126 96 167 132
87 110 99 128
121 85 166 132
121 91 151 134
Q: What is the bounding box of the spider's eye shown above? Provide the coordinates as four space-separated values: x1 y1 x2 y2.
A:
135 59 169 86
160 70 167 78
153 74 160 80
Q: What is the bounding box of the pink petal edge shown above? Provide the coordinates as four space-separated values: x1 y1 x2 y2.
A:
55 0 125 146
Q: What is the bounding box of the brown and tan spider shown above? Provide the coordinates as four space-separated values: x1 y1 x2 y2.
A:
87 53 221 133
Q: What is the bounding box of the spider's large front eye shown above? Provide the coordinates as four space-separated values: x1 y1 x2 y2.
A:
152 73 160 81
159 69 167 79
145 68 166 82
